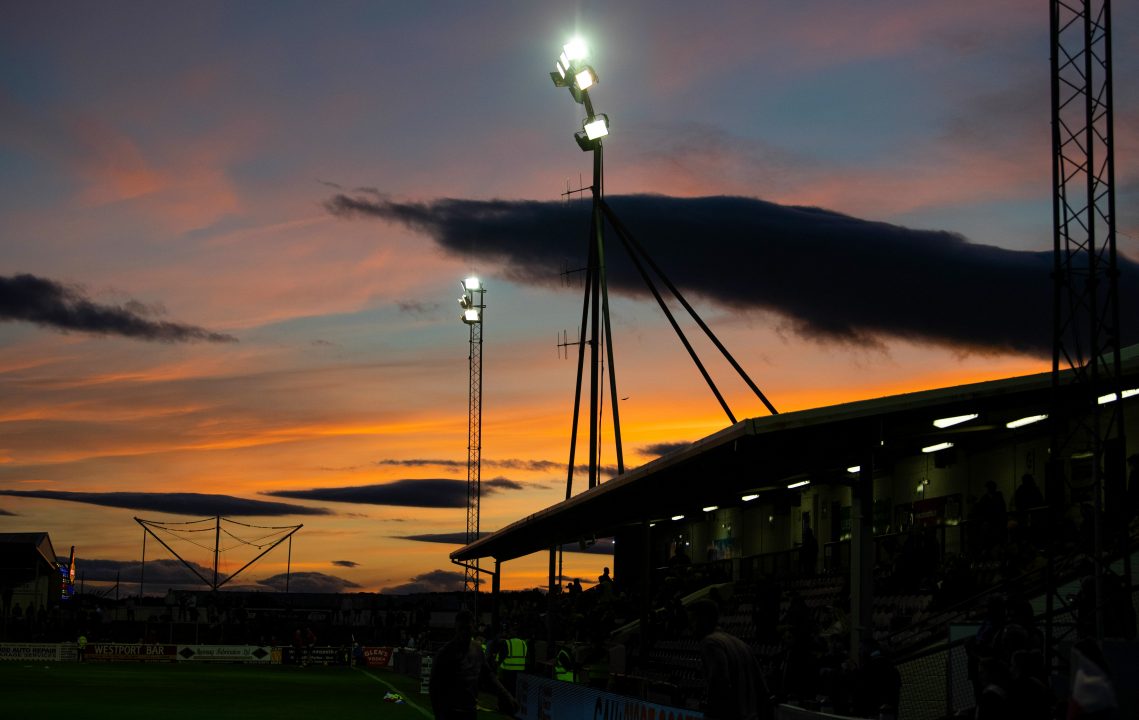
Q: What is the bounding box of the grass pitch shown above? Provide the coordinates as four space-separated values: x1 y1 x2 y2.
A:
0 662 507 720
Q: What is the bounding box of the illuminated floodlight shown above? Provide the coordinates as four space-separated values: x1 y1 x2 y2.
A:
462 308 481 324
574 66 598 92
1006 414 1048 429
671 514 685 521
702 505 718 513
846 465 861 474
649 522 656 527
741 493 759 502
922 441 954 453
563 37 588 64
933 413 978 429
464 276 481 291
583 114 609 140
787 480 810 490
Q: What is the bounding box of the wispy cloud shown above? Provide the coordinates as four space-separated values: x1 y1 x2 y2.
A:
0 490 328 517
327 193 1139 356
265 477 527 509
332 560 359 568
0 274 237 343
375 457 616 477
398 532 615 556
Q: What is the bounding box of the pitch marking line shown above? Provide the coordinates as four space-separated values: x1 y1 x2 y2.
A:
358 668 433 719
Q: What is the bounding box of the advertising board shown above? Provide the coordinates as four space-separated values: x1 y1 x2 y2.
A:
87 644 178 663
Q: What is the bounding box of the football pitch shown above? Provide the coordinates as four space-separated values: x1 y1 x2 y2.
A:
0 662 509 720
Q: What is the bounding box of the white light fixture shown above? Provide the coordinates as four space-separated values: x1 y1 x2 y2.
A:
1099 388 1139 404
933 413 978 429
649 522 656 528
574 67 597 92
1006 414 1048 429
922 441 954 453
671 514 685 521
583 114 609 140
462 308 481 324
702 505 718 513
563 37 588 63
846 465 861 474
463 276 481 291
787 480 810 490
741 494 759 502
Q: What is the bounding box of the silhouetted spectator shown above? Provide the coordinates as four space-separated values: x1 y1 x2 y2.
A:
689 599 770 720
429 609 518 720
598 566 613 591
976 481 1008 554
799 526 818 576
1013 474 1045 513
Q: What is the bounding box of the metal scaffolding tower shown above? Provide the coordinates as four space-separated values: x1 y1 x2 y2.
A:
1047 0 1127 650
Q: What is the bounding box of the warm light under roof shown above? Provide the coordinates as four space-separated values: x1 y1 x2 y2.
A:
846 465 861 474
741 494 759 502
787 480 810 489
933 413 978 429
1006 414 1048 429
922 441 954 453
702 505 718 513
671 514 685 521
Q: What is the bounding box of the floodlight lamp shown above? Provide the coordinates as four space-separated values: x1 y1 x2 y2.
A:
741 493 759 502
462 308 481 324
702 505 718 513
787 480 810 490
563 37 588 64
574 66 598 92
583 114 609 140
458 296 471 309
464 276 481 291
847 465 861 474
671 514 685 521
1006 414 1048 429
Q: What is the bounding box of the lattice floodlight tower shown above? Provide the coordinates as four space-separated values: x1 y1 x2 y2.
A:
1047 0 1127 647
135 516 302 594
459 277 485 600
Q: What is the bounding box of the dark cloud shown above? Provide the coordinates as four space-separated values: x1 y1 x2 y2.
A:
642 441 692 457
0 507 15 516
0 489 330 517
375 457 617 477
265 478 526 508
257 571 361 593
327 193 1139 356
397 532 490 545
484 477 524 491
383 568 476 594
398 532 613 556
74 558 209 589
332 560 359 568
0 273 238 343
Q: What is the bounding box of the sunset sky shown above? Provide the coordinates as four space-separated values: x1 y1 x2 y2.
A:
1 1 1137 594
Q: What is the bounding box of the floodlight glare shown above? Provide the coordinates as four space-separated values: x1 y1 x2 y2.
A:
847 465 861 474
702 505 718 513
563 37 588 64
464 276 481 291
741 493 759 502
671 514 685 521
462 308 481 324
787 480 810 489
583 114 609 140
